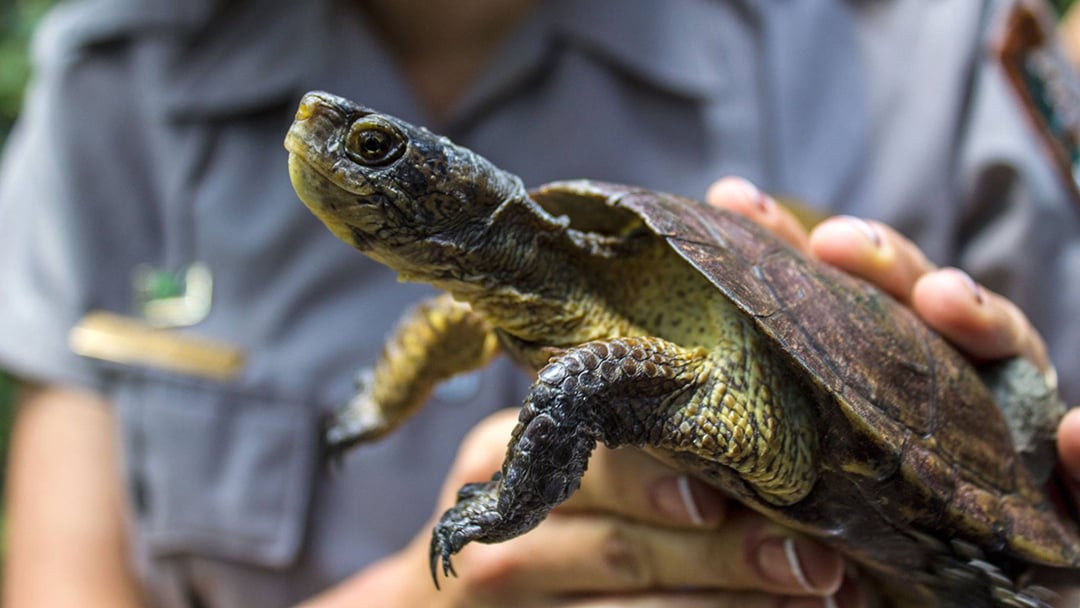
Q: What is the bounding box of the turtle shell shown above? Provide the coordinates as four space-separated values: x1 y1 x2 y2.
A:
531 180 1080 579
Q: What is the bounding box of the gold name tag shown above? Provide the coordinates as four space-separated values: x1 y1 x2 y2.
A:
69 311 246 381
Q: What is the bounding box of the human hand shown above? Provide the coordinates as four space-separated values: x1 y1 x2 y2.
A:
704 177 1052 373
325 408 860 608
706 176 1078 606
705 177 1072 461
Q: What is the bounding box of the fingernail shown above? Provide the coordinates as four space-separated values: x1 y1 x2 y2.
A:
651 475 725 526
839 216 881 248
761 194 778 214
677 475 704 525
951 268 985 305
734 178 772 213
756 536 843 594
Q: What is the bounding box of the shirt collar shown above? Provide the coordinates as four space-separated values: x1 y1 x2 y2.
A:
36 0 318 119
146 0 326 119
549 0 730 101
453 0 733 130
46 0 731 121
35 0 215 46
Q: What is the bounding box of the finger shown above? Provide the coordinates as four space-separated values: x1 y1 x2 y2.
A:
562 584 864 608
811 218 1053 377
910 268 1051 373
444 413 730 530
808 216 936 305
559 590 824 608
440 408 520 494
558 446 727 529
1049 585 1080 608
1057 409 1080 500
705 177 811 254
452 507 843 598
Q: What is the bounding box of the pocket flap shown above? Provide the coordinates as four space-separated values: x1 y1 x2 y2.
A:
114 371 317 568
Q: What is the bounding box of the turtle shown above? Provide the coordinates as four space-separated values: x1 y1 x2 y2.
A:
284 91 1080 607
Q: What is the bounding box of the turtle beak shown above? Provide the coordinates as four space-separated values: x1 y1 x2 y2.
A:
286 92 400 250
286 93 367 245
284 92 351 161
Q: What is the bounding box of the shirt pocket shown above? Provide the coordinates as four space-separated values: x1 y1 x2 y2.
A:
111 369 318 569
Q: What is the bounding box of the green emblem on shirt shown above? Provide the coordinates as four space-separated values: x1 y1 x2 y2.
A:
133 262 214 328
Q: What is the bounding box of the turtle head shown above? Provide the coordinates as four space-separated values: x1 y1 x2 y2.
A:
285 91 528 277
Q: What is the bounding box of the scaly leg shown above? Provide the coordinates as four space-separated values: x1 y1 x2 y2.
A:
430 335 818 583
324 293 499 458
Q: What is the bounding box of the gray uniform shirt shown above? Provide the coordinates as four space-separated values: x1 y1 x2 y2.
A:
2 0 1079 605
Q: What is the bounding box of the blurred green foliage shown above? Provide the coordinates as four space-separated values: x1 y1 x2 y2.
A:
1053 0 1078 17
1 0 56 140
0 372 11 462
1 0 56 524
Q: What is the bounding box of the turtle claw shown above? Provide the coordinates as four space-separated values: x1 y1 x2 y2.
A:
429 523 465 590
318 413 350 472
427 481 507 589
319 412 384 470
928 543 1060 608
319 369 391 468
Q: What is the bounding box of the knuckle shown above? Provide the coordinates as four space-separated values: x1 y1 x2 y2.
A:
598 521 655 588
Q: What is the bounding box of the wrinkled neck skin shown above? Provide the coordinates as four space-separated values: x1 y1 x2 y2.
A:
428 196 588 342
375 166 586 343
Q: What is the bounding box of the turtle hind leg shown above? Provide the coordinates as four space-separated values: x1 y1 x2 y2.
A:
320 369 383 462
322 294 499 463
924 539 1062 608
429 335 819 583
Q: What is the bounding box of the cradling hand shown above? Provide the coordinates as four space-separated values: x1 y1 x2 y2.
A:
707 176 1078 607
706 176 1071 484
343 407 860 607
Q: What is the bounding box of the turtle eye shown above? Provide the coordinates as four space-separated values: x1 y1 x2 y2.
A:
345 117 406 166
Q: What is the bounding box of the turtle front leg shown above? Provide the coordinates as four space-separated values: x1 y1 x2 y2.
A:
324 293 499 459
430 335 818 583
